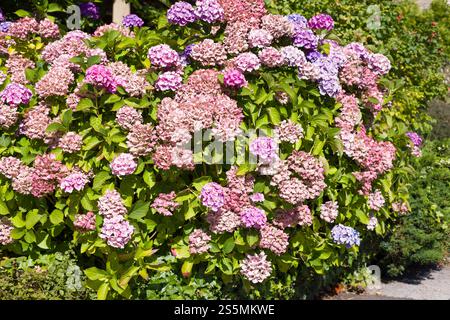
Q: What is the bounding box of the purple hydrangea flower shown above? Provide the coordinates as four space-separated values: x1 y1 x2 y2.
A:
406 132 423 147
308 13 334 31
0 8 5 22
286 14 308 28
306 50 323 62
293 28 319 50
331 224 361 248
223 69 247 88
200 182 225 212
240 207 267 229
250 137 278 163
122 14 144 27
167 1 197 26
0 21 11 32
0 83 32 106
179 44 195 65
195 0 224 23
80 2 100 20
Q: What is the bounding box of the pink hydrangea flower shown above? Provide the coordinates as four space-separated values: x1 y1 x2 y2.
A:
110 153 137 176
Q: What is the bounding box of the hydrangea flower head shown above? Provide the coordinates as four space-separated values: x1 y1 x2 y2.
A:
200 182 225 212
331 224 361 248
122 14 144 27
167 2 197 26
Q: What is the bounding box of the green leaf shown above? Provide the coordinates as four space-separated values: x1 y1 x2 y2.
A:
246 233 259 247
25 210 42 230
222 237 235 254
85 267 110 281
0 199 9 215
93 172 111 191
47 3 63 12
46 122 67 133
49 210 64 225
62 110 73 128
181 260 194 278
192 176 212 191
76 98 94 112
97 282 110 300
24 230 36 243
129 200 150 220
83 136 101 151
15 9 30 17
143 171 156 189
267 107 281 125
10 228 25 240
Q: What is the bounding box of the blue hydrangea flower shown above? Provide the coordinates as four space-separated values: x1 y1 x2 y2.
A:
331 224 361 248
122 14 144 27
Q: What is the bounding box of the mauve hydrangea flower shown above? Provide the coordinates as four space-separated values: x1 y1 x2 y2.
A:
0 103 18 129
207 210 241 234
66 93 80 111
80 2 100 20
293 28 318 50
223 22 250 55
19 102 52 140
60 171 90 193
98 189 127 218
0 156 24 179
259 224 289 255
190 39 227 66
100 215 134 249
240 206 267 229
122 14 144 28
126 123 156 157
189 229 211 254
248 29 273 48
151 191 179 216
261 14 293 39
274 120 304 143
155 71 183 91
38 18 60 38
273 205 312 229
0 8 4 22
10 166 33 195
7 17 39 39
367 53 391 75
74 212 96 232
308 13 334 31
320 201 339 223
85 65 118 93
116 106 143 131
250 137 278 163
200 182 225 212
223 69 247 88
148 44 180 69
110 153 137 177
368 190 385 211
406 132 422 147
367 216 378 231
275 91 289 105
280 46 307 67
298 62 320 81
167 2 197 26
0 70 5 86
240 252 272 283
0 220 14 246
258 47 284 68
36 66 74 98
233 52 261 72
250 193 264 203
58 132 83 153
0 83 32 106
331 224 361 248
195 0 224 23
286 14 308 28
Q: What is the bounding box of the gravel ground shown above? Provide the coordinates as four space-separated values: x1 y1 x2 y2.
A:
325 262 450 300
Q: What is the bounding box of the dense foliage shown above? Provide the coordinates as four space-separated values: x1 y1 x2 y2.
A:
0 0 448 300
379 138 450 277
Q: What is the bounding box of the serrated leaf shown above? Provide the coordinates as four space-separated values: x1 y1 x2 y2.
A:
129 200 149 220
222 237 235 254
25 210 42 230
93 171 111 191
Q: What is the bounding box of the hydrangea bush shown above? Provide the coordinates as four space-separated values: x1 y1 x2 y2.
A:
0 0 421 298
